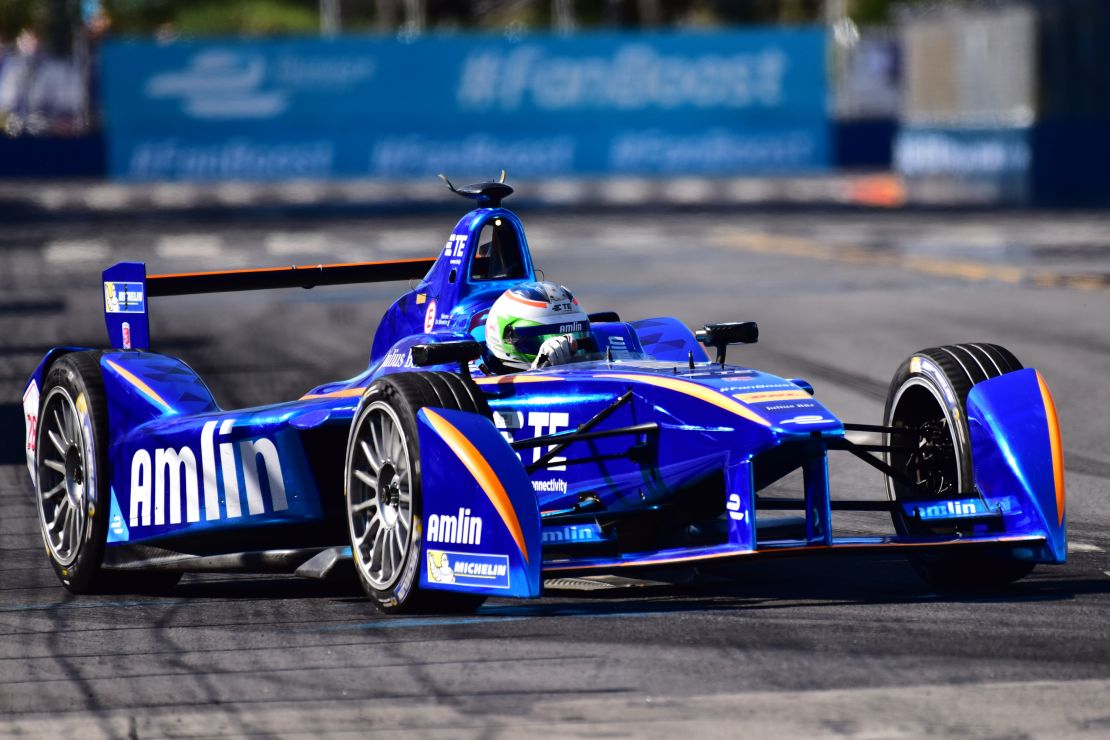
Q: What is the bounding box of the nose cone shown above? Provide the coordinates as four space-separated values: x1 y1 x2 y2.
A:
680 367 844 436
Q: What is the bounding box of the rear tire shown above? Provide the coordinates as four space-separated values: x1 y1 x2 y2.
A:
35 352 112 593
345 372 488 613
884 343 1034 589
36 352 184 595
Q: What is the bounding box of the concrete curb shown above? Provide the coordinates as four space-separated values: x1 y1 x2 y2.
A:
0 174 906 222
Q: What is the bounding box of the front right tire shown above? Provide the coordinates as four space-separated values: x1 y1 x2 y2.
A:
884 343 1034 589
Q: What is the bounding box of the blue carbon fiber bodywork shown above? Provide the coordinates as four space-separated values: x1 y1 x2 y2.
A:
966 369 1066 563
417 408 541 598
21 196 1067 595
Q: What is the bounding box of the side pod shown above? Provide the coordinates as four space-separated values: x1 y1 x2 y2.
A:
966 368 1066 563
416 408 542 598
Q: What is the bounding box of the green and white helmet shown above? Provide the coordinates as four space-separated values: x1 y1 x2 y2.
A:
485 282 591 368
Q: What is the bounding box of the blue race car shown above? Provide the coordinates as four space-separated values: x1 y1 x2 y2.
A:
22 177 1067 612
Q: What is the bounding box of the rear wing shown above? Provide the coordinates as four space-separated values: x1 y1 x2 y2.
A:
102 259 435 350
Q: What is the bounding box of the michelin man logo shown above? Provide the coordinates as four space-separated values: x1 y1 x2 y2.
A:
427 550 456 584
105 282 119 312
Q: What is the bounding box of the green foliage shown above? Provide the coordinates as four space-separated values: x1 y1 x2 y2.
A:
174 0 320 36
0 0 40 40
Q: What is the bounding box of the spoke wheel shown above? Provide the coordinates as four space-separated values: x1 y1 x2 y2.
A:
344 372 489 613
348 400 414 591
37 386 88 566
33 352 115 593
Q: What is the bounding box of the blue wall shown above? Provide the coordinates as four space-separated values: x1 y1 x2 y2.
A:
101 30 829 181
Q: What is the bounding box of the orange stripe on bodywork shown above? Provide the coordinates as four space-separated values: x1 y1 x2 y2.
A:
1036 371 1065 526
473 375 565 386
105 359 173 413
300 387 366 400
422 408 529 563
147 258 434 281
600 374 770 427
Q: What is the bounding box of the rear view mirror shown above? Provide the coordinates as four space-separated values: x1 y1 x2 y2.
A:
696 321 759 366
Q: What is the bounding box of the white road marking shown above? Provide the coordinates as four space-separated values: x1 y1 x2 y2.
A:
537 178 583 204
603 178 651 204
1068 542 1104 553
669 177 713 204
265 232 330 255
149 184 199 208
156 234 225 259
83 186 130 210
44 239 110 263
277 182 326 204
374 229 441 254
34 187 70 210
216 183 260 206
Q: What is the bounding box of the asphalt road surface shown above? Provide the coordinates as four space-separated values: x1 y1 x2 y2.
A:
2 207 1109 738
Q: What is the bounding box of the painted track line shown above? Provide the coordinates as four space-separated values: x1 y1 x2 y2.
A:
710 228 1110 291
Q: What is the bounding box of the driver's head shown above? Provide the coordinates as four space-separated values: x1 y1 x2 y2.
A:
484 282 590 369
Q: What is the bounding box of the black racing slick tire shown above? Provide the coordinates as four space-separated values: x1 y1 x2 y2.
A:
344 372 489 614
35 352 183 595
884 343 1034 589
35 352 114 593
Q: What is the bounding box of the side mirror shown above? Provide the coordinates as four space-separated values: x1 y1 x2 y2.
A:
696 321 759 366
410 340 482 378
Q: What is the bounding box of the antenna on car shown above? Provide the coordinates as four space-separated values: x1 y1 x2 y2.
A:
437 171 514 208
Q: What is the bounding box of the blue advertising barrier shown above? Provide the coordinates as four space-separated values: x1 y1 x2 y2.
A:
101 30 828 181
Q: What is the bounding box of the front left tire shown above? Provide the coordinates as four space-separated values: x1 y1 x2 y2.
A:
345 372 488 613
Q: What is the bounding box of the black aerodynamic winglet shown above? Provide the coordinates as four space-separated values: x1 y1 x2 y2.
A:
438 170 513 208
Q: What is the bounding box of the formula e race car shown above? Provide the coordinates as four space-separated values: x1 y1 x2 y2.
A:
21 177 1067 612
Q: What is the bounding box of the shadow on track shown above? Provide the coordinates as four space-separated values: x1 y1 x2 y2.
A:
108 553 1110 624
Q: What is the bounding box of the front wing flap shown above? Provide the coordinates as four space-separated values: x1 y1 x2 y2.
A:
417 408 542 598
966 368 1066 563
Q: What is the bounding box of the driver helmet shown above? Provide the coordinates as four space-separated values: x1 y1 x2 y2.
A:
485 282 591 368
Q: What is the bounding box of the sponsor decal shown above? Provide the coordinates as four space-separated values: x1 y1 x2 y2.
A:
531 478 568 495
733 389 812 404
494 410 570 471
104 281 146 314
456 44 787 113
23 380 39 482
909 498 1018 521
558 321 584 333
423 300 437 334
542 523 600 543
778 414 832 426
128 420 288 528
426 507 483 545
427 549 510 589
121 322 132 350
380 349 416 369
764 402 816 412
444 233 468 258
726 493 746 521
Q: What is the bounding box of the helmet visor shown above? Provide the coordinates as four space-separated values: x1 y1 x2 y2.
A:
504 321 590 358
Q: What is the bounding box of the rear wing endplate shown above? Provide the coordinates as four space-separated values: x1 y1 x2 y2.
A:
102 258 435 350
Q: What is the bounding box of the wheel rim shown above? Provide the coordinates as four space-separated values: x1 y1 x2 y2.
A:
347 400 413 590
36 387 88 566
887 377 963 500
